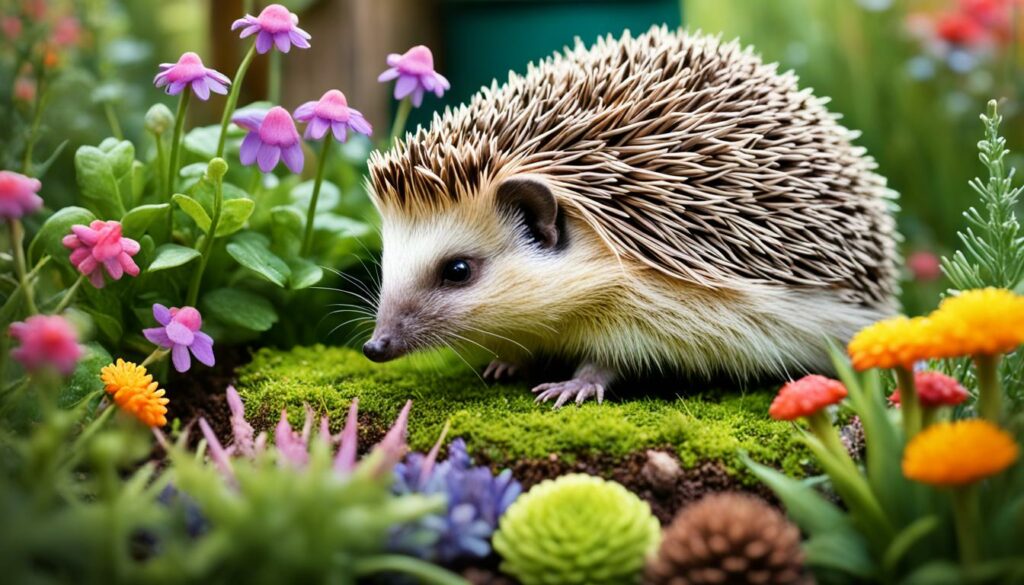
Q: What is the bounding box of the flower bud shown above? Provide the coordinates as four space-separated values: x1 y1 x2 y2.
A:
207 157 229 180
144 103 174 135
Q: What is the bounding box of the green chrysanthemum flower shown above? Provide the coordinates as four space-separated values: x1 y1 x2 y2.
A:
493 473 661 585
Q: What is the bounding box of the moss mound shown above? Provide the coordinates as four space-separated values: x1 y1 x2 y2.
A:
235 345 806 480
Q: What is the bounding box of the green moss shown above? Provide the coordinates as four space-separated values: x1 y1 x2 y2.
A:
235 345 807 479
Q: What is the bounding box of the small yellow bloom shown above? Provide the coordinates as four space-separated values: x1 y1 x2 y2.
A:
847 316 934 371
903 419 1019 487
928 288 1024 358
99 359 169 427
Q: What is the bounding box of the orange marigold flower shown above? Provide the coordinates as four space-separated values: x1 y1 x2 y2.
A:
889 371 970 408
903 419 1019 487
847 316 935 371
928 288 1024 358
99 359 169 427
769 375 848 421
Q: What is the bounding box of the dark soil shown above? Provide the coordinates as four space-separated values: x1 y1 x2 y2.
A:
162 345 252 446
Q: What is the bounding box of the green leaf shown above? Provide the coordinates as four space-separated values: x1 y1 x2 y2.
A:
121 204 169 238
28 206 96 264
173 194 211 232
740 452 853 535
61 342 112 409
899 562 964 585
215 198 255 237
291 179 341 212
100 139 135 178
202 288 279 332
33 139 69 179
226 233 291 287
883 516 939 574
84 308 123 344
183 125 222 159
74 146 125 218
804 533 877 579
148 244 201 272
287 257 323 290
270 205 304 257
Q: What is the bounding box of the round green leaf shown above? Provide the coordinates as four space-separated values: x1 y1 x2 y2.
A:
226 233 291 287
149 244 201 272
215 198 255 237
28 206 96 265
121 203 169 238
172 193 212 232
202 288 279 332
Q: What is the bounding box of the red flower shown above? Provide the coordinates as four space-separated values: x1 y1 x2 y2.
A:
889 371 969 408
936 11 988 44
907 251 942 282
769 375 848 421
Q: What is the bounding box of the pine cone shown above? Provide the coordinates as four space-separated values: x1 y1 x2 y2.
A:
645 492 811 585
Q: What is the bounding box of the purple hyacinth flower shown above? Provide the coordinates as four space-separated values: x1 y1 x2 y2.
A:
234 106 304 174
153 52 230 101
377 45 450 107
293 89 372 142
142 304 215 373
231 4 311 54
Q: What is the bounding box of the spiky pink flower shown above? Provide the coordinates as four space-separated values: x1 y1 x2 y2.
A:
62 220 141 288
378 45 450 107
293 90 372 142
234 106 304 173
153 52 230 101
0 170 43 219
9 315 83 375
231 4 310 54
143 304 215 373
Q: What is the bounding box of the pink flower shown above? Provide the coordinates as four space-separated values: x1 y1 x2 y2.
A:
293 89 372 142
378 45 450 107
142 304 215 373
275 405 315 467
908 251 942 282
226 385 260 457
52 15 81 47
153 52 230 101
9 315 83 375
14 76 35 103
0 170 43 219
233 106 304 173
2 16 22 40
22 0 46 21
62 220 141 288
231 4 310 54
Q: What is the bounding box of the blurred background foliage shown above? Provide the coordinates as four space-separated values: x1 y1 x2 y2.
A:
3 0 1021 343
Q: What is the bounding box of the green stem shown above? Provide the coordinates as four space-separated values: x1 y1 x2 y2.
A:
21 63 47 175
52 274 85 314
215 44 258 158
354 555 468 585
895 367 922 439
268 50 281 104
301 134 333 256
808 411 855 466
104 102 123 140
9 219 38 315
167 89 192 200
974 354 1002 421
389 98 413 145
154 131 167 209
952 486 980 568
140 348 169 368
185 167 225 307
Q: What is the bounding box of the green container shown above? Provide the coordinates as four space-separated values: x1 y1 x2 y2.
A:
409 0 682 127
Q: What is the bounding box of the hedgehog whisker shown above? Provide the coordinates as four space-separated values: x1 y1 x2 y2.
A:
319 266 380 302
311 285 379 311
463 326 533 357
327 316 375 339
448 331 498 358
435 334 486 387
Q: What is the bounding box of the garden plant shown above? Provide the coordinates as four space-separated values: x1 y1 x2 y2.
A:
2 1 1024 584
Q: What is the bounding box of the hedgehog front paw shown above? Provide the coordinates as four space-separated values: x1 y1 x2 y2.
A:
532 379 605 408
483 359 518 381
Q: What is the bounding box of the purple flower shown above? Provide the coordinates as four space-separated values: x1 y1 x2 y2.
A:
231 4 310 54
234 106 304 174
392 438 522 562
142 304 215 373
293 89 372 142
153 52 230 101
377 45 450 107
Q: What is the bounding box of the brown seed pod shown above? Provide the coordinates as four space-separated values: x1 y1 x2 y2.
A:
644 492 812 585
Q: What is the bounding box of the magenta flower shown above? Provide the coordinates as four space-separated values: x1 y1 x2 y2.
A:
153 52 230 101
0 170 43 220
9 315 83 375
294 90 373 142
234 106 304 173
377 45 450 107
231 4 310 54
142 304 215 373
62 220 141 288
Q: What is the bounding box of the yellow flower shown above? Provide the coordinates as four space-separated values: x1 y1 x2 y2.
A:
903 419 1019 487
847 316 934 371
928 288 1024 358
99 359 169 427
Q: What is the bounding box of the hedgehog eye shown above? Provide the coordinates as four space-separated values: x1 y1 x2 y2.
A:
440 259 472 285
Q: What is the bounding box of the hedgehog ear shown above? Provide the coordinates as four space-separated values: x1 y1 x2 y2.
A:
495 176 560 248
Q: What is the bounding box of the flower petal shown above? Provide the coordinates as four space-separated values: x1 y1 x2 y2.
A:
257 143 281 172
191 77 211 101
190 331 215 367
239 133 261 166
165 320 195 346
256 30 273 54
274 32 291 53
143 326 172 347
393 74 418 100
171 343 191 372
153 303 172 326
281 143 304 174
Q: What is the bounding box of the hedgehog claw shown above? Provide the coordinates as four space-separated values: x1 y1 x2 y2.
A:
483 359 518 382
532 380 605 409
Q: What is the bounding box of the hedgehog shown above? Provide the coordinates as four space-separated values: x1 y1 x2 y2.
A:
362 27 898 408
